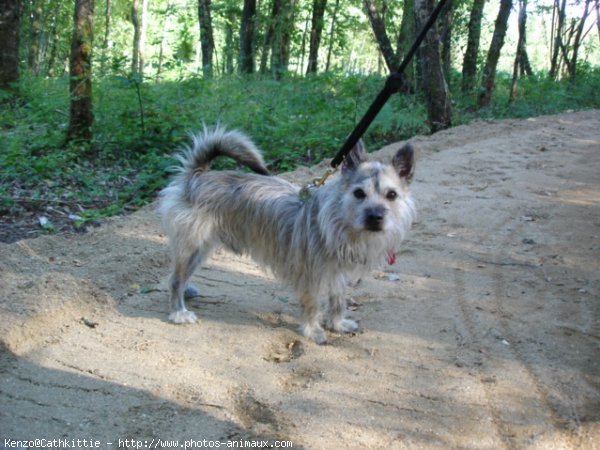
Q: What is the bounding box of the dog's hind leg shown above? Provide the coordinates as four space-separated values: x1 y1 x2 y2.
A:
183 248 209 299
168 243 213 324
325 294 358 333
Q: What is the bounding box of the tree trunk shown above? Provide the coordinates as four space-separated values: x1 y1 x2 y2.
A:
396 0 416 90
198 0 215 77
28 0 43 74
260 0 280 74
0 0 22 93
140 0 148 73
510 0 528 101
270 0 295 78
519 46 533 76
156 0 174 81
104 0 110 50
239 0 257 74
325 0 340 72
298 10 310 73
568 0 592 81
67 0 95 144
97 0 110 72
414 0 452 132
363 0 397 71
461 0 485 93
306 0 327 74
130 0 148 75
478 0 512 108
46 11 59 76
595 1 600 44
131 0 141 73
549 0 566 79
439 0 453 79
223 7 236 75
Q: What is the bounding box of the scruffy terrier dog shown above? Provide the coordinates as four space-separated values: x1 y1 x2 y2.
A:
159 126 416 344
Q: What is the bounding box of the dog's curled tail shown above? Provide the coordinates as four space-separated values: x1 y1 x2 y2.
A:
177 125 270 176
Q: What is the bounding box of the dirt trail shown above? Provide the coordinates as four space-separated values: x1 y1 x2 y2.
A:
1 110 599 449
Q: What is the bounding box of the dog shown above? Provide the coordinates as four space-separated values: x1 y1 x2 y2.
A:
158 126 416 344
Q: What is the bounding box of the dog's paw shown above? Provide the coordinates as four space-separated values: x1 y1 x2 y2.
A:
168 310 198 324
302 323 327 345
184 285 200 298
332 318 358 333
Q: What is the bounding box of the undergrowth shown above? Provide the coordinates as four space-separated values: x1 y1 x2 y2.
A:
1 68 598 235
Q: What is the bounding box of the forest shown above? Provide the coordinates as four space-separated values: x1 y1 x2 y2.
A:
0 0 599 238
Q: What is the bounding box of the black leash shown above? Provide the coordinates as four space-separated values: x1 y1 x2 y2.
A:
330 0 451 170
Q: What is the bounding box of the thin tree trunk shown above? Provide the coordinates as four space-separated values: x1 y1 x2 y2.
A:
325 0 340 72
239 0 257 74
568 0 592 80
510 0 527 101
156 0 174 81
46 11 60 76
260 0 280 74
594 0 600 41
280 0 296 75
414 0 451 132
198 0 215 77
549 0 556 67
67 0 95 144
461 0 485 93
28 0 43 74
104 0 110 50
299 10 310 73
131 0 141 73
270 0 295 79
478 0 512 108
139 0 148 74
363 0 397 71
439 0 453 79
519 46 533 75
97 0 110 71
194 39 201 74
0 0 21 93
363 0 412 90
131 0 148 74
306 0 327 74
519 2 532 77
396 0 415 90
222 6 236 75
549 0 566 79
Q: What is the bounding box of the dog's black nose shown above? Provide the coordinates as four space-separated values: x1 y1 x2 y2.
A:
365 207 385 231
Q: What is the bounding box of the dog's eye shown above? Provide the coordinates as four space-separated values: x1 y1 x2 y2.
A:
386 190 398 201
353 188 367 200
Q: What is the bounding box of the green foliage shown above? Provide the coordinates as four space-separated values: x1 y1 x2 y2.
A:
452 68 600 122
2 69 599 228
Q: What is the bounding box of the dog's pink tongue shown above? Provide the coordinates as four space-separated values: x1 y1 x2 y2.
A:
386 250 396 265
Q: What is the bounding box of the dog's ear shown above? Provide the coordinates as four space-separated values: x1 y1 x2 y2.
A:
342 139 368 174
392 143 415 182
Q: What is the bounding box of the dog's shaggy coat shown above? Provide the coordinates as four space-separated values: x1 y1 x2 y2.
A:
159 126 416 343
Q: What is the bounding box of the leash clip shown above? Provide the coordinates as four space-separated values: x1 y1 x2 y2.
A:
313 166 337 187
299 167 337 201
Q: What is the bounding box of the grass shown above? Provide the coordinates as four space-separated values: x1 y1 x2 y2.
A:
1 68 599 234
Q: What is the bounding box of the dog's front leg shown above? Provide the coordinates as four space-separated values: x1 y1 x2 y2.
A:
299 291 327 344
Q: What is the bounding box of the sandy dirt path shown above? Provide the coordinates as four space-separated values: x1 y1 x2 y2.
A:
1 109 599 449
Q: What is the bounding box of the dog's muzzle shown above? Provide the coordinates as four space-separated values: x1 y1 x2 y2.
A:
364 206 386 232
